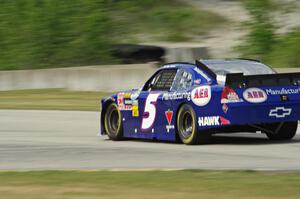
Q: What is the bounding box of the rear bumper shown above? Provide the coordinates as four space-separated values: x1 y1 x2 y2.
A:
226 101 300 125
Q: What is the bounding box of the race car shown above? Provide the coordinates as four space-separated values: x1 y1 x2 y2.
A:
100 59 300 144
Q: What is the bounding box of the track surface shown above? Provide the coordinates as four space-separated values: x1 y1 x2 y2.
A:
1 110 300 171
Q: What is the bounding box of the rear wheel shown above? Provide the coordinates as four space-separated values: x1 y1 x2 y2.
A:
104 103 123 140
176 104 210 145
265 121 298 141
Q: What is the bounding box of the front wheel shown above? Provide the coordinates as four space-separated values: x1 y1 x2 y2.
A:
176 104 210 145
104 103 123 140
265 121 298 141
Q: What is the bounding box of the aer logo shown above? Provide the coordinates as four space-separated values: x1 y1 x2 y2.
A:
193 88 208 99
191 86 211 106
246 90 264 98
269 107 292 118
243 88 267 103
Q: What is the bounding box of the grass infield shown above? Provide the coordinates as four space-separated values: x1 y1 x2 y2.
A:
0 170 300 199
0 89 112 111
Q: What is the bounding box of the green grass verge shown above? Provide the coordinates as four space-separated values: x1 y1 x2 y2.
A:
238 0 300 68
0 170 300 199
266 29 300 68
0 89 112 111
0 0 226 70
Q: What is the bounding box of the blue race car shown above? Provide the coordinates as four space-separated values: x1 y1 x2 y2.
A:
100 59 300 144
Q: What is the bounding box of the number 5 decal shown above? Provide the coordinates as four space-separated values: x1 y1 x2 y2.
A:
141 93 160 130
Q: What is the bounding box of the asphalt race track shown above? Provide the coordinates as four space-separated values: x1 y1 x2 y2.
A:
1 110 300 171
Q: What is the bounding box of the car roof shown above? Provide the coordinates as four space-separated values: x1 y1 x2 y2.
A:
201 59 260 65
160 59 260 69
160 62 195 69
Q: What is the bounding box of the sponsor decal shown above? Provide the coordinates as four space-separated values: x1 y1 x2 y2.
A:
265 88 300 95
194 79 201 85
191 86 211 106
198 116 230 127
165 110 173 124
222 103 228 113
219 116 230 125
243 88 267 103
281 95 289 101
162 64 177 69
117 92 132 110
162 91 191 101
132 100 138 106
221 86 242 103
165 109 175 133
132 105 139 117
117 91 139 110
130 90 140 100
123 93 131 98
124 99 138 106
124 99 132 105
269 107 292 118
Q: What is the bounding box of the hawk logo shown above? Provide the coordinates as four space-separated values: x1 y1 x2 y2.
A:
198 116 230 127
269 107 292 118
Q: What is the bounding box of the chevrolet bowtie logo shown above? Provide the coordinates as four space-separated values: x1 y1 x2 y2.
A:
269 107 292 118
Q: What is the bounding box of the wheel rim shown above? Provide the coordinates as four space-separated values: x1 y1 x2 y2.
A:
180 111 193 139
106 105 120 135
109 109 119 132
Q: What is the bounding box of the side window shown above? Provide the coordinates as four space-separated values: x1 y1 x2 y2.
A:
171 69 193 91
144 69 177 91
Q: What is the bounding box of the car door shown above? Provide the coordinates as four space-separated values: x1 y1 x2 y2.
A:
122 68 178 140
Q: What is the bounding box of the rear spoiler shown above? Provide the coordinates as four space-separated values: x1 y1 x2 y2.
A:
195 60 217 80
226 73 300 88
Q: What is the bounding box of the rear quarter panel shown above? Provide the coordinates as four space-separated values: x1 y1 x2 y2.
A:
188 84 230 131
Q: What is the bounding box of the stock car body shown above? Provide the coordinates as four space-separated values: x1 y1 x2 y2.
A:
100 59 300 144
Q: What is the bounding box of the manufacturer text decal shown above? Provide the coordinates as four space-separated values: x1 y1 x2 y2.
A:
265 88 300 95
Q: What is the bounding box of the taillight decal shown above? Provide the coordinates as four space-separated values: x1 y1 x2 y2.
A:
221 86 241 104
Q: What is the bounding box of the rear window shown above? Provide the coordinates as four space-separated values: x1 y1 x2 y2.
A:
171 69 193 91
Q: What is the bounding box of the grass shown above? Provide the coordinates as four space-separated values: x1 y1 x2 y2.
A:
0 0 226 70
109 0 227 42
266 29 300 68
0 89 112 111
0 170 300 199
238 0 300 67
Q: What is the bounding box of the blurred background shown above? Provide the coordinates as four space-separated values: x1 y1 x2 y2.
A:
0 0 300 69
2 1 300 198
0 0 300 110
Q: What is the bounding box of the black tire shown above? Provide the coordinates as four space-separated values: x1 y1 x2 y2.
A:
104 103 123 140
176 104 210 145
265 121 298 141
